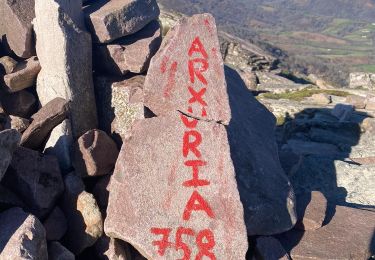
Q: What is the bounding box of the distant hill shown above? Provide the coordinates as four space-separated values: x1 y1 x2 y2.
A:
159 0 375 86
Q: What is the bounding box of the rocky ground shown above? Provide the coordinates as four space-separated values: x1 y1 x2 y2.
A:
0 0 374 259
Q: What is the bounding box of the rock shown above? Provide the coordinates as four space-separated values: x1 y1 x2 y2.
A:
43 207 67 241
94 76 145 147
21 97 69 149
366 95 375 110
255 236 290 260
295 191 327 231
361 117 375 133
0 90 37 118
345 94 366 109
0 0 35 58
48 241 75 260
331 104 354 122
237 69 258 90
279 150 303 176
225 66 297 235
0 129 20 181
92 175 111 212
3 57 40 93
279 206 375 259
84 0 160 43
95 236 130 260
0 101 7 130
284 139 342 157
94 20 162 75
73 129 119 177
144 14 231 124
0 56 17 74
5 115 30 133
349 72 375 90
349 156 375 165
61 173 103 254
34 0 98 139
105 112 248 259
0 184 25 211
311 93 331 105
0 207 47 260
3 147 64 217
43 119 74 173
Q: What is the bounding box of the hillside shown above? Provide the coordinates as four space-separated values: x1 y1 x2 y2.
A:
158 0 375 86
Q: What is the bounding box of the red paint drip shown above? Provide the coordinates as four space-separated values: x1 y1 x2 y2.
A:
163 61 178 98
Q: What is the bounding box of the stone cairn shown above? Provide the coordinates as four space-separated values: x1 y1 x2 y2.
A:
0 0 373 259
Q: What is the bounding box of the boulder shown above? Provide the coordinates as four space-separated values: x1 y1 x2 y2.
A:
283 139 342 157
105 112 248 259
94 76 145 147
94 20 162 75
345 94 366 109
21 97 69 149
73 129 119 177
0 90 37 118
295 191 327 231
144 14 231 124
0 0 36 58
34 0 98 139
48 242 75 260
95 236 130 260
92 175 111 212
0 56 17 74
43 119 74 173
0 207 47 259
366 95 375 110
61 173 103 254
255 236 290 260
43 207 68 241
3 147 64 218
0 129 20 181
279 206 375 259
3 56 41 92
84 0 160 43
311 93 331 105
225 66 297 235
0 184 25 211
0 101 7 130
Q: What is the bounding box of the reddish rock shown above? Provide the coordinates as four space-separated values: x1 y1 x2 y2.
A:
0 90 37 118
0 0 35 58
279 206 375 259
4 56 41 92
345 94 366 109
43 207 68 241
0 207 47 259
0 129 20 181
295 191 327 231
94 20 162 75
366 95 375 110
21 97 69 149
61 173 103 254
48 241 74 260
144 14 231 124
0 55 17 74
3 147 64 218
73 129 119 177
94 76 145 147
84 0 160 43
105 112 248 259
255 236 290 260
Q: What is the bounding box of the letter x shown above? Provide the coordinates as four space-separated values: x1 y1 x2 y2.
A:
188 87 207 106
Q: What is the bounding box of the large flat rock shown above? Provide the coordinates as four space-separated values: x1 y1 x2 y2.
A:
34 0 98 139
105 112 248 259
144 14 231 124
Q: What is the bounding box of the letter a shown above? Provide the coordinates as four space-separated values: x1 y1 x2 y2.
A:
183 191 215 221
188 37 208 59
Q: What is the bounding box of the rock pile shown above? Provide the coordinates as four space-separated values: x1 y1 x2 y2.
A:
0 0 372 259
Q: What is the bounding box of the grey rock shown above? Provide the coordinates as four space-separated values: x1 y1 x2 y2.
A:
349 72 375 90
5 115 30 133
43 207 67 241
345 94 366 109
255 236 290 260
3 147 64 218
4 56 41 92
48 242 75 260
0 0 36 58
225 66 297 235
84 0 160 43
0 129 20 181
331 104 354 122
0 184 25 211
283 139 342 157
0 207 48 260
94 20 162 75
34 0 98 139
